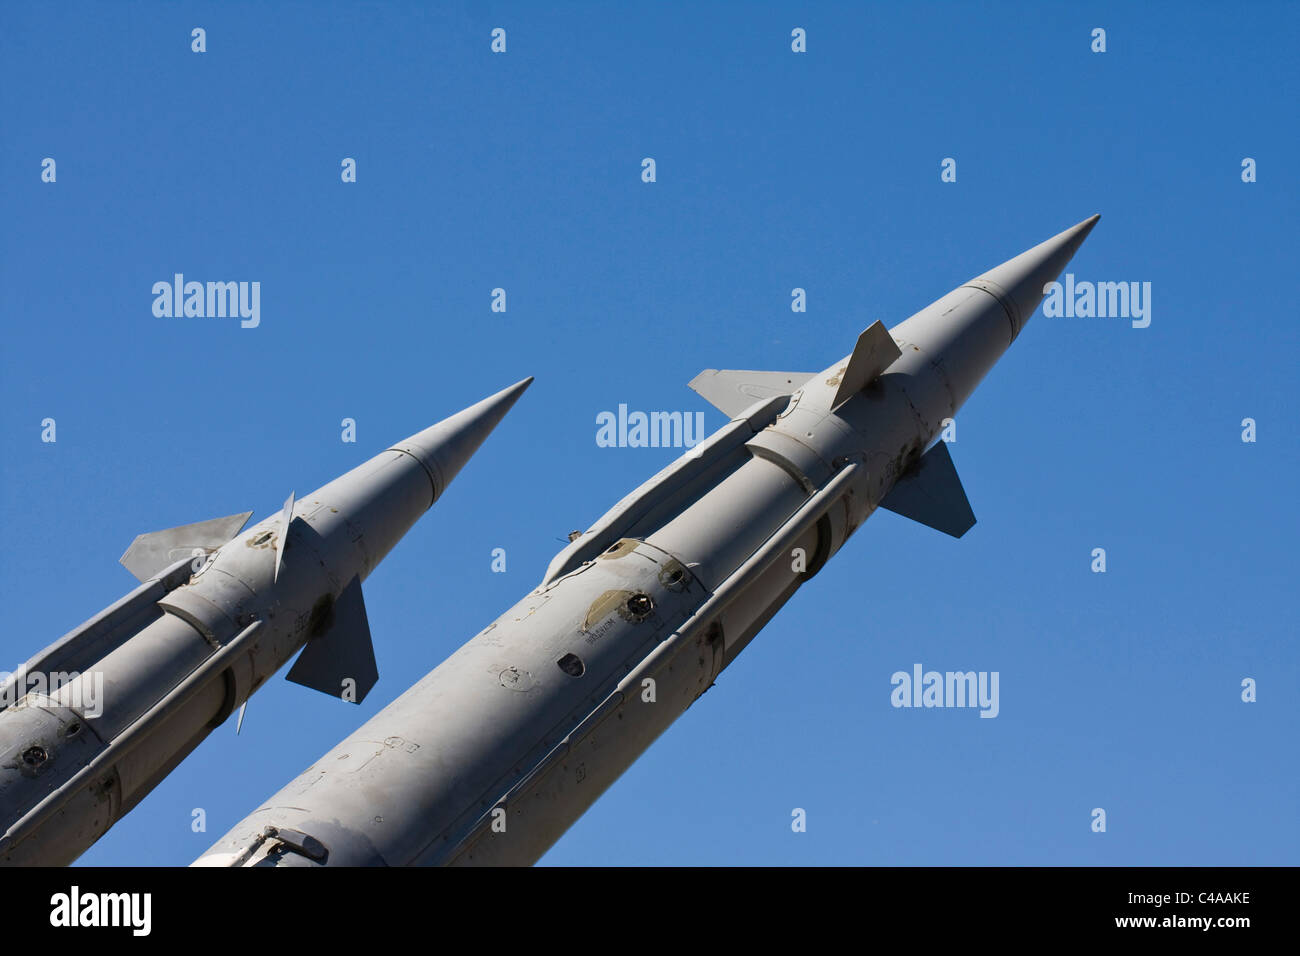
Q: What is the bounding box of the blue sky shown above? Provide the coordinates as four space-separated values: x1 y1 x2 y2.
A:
2 1 1295 866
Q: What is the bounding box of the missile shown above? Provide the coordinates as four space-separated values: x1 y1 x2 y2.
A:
0 378 533 866
195 217 1098 867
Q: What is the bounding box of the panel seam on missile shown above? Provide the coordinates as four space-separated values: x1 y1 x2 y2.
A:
961 280 1020 344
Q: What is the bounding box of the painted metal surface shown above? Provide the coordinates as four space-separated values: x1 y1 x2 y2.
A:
196 218 1099 867
0 379 532 866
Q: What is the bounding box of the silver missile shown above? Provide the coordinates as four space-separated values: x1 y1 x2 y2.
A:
0 377 533 866
195 217 1098 867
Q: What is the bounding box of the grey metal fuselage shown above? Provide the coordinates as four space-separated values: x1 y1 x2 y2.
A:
0 381 530 866
196 219 1098 867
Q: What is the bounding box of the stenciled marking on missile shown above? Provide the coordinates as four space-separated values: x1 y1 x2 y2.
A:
583 618 617 645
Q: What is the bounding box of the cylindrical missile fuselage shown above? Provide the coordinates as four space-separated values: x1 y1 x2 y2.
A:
0 420 470 865
196 248 1051 867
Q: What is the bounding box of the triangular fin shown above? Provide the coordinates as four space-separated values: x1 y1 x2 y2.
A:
688 369 815 418
879 441 975 538
119 511 253 582
275 492 295 583
831 320 903 410
285 575 378 704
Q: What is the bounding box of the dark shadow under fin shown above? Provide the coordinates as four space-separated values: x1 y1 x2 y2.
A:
879 441 976 538
286 575 378 704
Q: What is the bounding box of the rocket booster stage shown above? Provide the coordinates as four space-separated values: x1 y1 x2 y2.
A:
0 379 532 866
196 217 1098 867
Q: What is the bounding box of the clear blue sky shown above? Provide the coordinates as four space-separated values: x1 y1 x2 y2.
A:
2 2 1295 866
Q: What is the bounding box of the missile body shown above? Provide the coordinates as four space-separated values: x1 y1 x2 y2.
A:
196 218 1098 867
0 379 532 866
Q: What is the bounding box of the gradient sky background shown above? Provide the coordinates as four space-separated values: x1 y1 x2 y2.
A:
2 1 1295 866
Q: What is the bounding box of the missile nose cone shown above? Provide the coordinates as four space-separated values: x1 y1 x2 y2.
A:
964 214 1101 338
389 377 534 506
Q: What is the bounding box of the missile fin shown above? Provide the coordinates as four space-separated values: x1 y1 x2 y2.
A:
285 575 378 704
879 441 976 538
831 320 903 410
274 492 295 583
688 369 815 417
119 511 254 582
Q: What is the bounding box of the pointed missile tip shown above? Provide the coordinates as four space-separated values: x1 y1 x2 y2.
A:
1059 213 1101 256
393 377 536 504
476 375 534 418
502 375 534 399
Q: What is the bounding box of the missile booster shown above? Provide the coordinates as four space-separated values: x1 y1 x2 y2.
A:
0 378 532 865
196 218 1097 866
